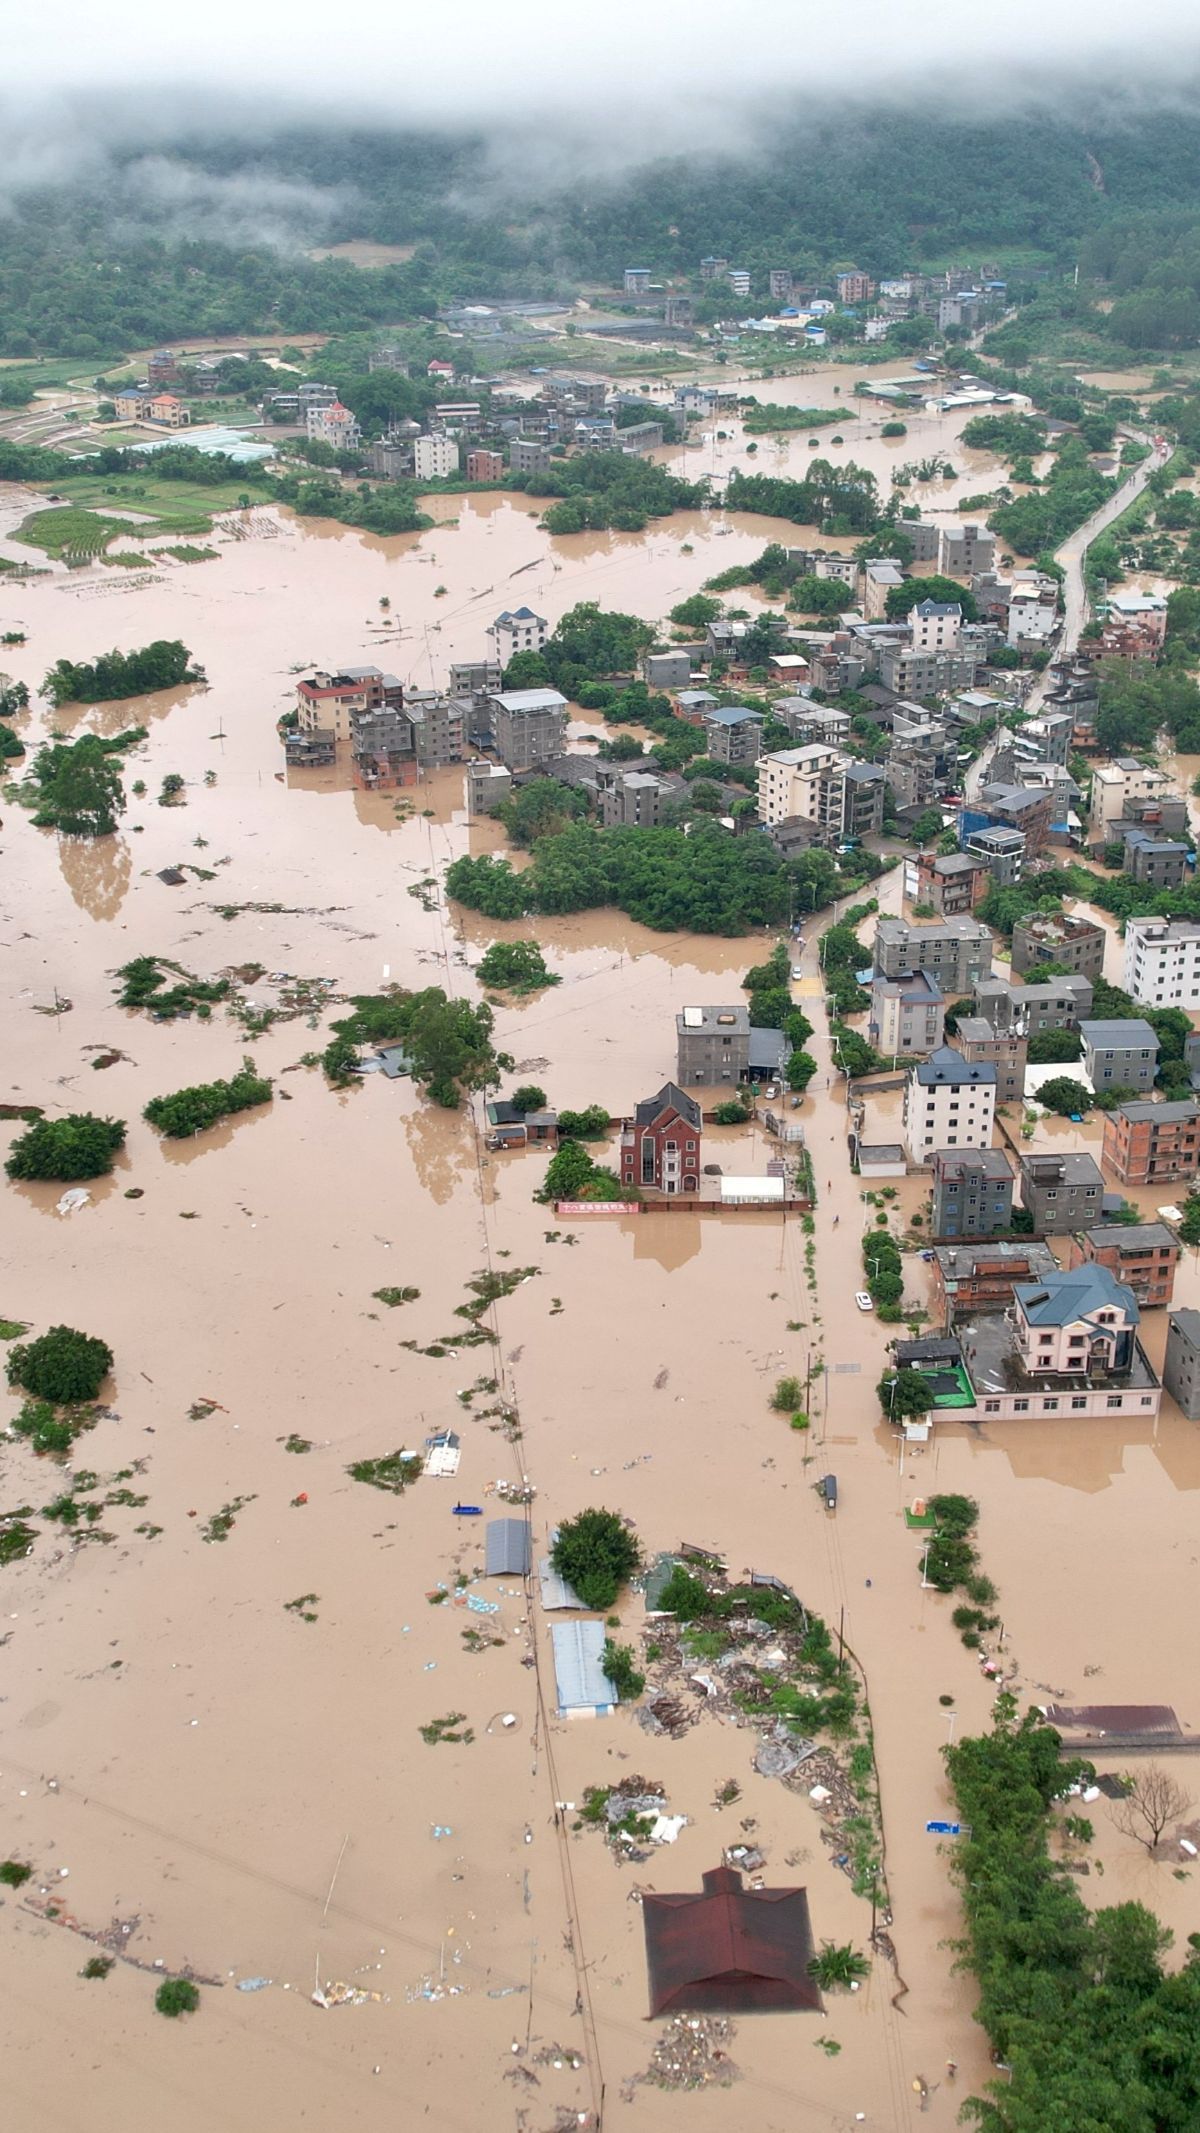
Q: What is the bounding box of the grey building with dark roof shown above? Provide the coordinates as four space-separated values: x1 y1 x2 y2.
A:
1018 1150 1104 1233
1164 1309 1200 1420
1079 1019 1159 1093
930 1147 1015 1239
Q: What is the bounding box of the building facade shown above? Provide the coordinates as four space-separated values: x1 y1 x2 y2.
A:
903 1046 997 1165
1066 1223 1180 1308
930 1149 1015 1239
487 688 569 771
676 1006 751 1085
620 1083 702 1194
874 917 993 993
953 1016 1027 1106
1102 1100 1200 1185
1123 917 1200 1010
1018 1151 1105 1232
869 969 945 1058
1011 912 1106 982
1163 1309 1200 1420
1079 1019 1159 1094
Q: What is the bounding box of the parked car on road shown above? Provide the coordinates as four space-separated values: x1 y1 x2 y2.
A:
854 1292 873 1312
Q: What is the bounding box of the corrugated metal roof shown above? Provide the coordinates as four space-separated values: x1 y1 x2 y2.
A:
642 1866 820 2016
485 1519 531 1577
551 1620 616 1715
538 1557 587 1610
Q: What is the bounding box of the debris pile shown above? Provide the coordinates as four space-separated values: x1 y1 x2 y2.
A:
630 2014 740 2093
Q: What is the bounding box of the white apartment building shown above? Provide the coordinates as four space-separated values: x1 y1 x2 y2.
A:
306 400 362 450
488 607 549 666
413 433 459 482
757 744 848 831
1123 916 1200 1009
1090 757 1179 838
902 1045 997 1165
911 599 962 652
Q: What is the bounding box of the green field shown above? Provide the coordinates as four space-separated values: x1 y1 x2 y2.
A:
15 468 272 561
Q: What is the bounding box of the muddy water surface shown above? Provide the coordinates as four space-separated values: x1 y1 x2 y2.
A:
1 490 1198 2133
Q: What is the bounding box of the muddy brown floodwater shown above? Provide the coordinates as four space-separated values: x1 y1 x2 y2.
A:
2 476 1199 2133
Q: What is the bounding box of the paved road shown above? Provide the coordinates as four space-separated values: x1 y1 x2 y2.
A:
1022 431 1168 713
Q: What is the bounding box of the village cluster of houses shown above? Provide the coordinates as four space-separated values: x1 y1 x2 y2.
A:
608 259 1010 348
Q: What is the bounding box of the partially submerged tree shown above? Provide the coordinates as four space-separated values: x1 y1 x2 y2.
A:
1111 1765 1193 1855
551 1508 640 1610
7 1325 113 1404
5 1112 126 1182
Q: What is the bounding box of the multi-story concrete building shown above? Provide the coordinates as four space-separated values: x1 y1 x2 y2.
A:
1163 1308 1200 1419
836 269 876 304
942 1262 1162 1424
1011 912 1106 982
466 448 505 481
350 690 466 787
911 600 962 653
643 650 693 691
961 823 1026 885
704 707 764 765
624 267 652 294
972 783 1054 858
1123 917 1200 1010
413 433 459 481
973 974 1093 1037
929 1148 1015 1239
939 522 996 577
953 1016 1027 1106
489 608 548 667
903 1045 997 1164
1066 1223 1180 1308
1102 1099 1200 1185
930 1238 1058 1318
599 770 669 827
465 761 513 818
1122 827 1191 889
486 688 569 771
306 400 362 450
774 703 852 748
295 666 404 745
756 747 884 842
1090 758 1182 841
1079 1019 1159 1093
1017 1151 1105 1233
913 852 990 916
869 969 945 1058
663 295 693 328
874 917 993 994
509 438 552 475
449 658 503 696
676 1005 751 1085
878 644 981 698
769 269 794 301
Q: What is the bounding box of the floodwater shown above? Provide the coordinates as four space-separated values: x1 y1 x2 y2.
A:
2 484 1200 2133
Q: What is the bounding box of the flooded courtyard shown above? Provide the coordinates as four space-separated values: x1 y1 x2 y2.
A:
2 472 1200 2133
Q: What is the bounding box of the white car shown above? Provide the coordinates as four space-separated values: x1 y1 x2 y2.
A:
791 965 804 981
854 1292 874 1313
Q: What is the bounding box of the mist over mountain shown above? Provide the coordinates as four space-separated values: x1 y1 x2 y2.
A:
3 63 1200 356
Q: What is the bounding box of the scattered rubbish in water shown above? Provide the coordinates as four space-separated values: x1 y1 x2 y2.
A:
56 1189 91 1216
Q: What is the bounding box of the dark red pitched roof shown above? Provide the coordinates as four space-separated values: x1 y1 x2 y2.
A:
642 1865 821 2016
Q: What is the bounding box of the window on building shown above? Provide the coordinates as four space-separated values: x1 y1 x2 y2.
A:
1106 1395 1122 1410
984 1399 1000 1413
1071 1396 1088 1410
1013 1398 1030 1412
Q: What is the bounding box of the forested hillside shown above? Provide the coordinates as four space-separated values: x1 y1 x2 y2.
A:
4 100 1200 355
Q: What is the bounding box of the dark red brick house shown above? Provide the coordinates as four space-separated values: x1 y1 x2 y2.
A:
621 1082 702 1194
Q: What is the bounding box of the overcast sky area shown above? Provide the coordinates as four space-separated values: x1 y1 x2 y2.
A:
4 0 1200 134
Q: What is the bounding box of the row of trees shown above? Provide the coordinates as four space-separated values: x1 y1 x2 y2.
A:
446 822 796 935
42 639 201 708
945 1698 1200 2131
